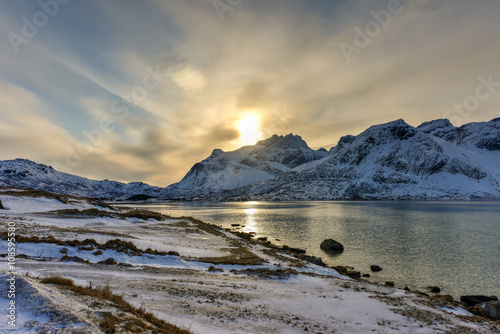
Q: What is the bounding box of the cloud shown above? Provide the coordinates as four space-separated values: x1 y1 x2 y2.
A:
0 83 76 162
0 0 499 186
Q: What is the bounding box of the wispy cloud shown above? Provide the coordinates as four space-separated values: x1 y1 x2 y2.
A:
1 0 499 185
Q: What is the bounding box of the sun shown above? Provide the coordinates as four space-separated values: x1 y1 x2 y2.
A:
237 114 262 145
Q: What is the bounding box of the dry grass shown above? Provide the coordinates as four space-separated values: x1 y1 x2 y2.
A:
198 243 265 266
0 233 179 258
40 276 74 286
119 209 166 221
39 208 167 221
40 276 191 334
0 187 114 209
229 268 299 279
43 208 116 218
262 249 305 268
179 217 225 237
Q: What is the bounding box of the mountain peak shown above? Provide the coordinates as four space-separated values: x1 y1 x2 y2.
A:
256 133 309 150
368 118 409 129
417 119 455 134
210 149 224 156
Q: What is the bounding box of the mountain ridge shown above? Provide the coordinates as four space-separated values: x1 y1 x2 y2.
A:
1 118 499 200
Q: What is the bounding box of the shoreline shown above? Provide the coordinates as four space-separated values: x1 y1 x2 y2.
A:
221 224 498 306
1 189 499 332
119 199 500 300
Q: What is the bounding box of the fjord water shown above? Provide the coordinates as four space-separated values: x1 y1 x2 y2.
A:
132 201 500 298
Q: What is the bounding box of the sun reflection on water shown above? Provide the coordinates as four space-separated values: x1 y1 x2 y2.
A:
242 202 259 233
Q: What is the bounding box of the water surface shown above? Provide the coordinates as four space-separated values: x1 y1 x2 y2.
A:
128 201 500 298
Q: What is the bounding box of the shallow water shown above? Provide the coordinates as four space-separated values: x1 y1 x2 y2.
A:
128 201 500 298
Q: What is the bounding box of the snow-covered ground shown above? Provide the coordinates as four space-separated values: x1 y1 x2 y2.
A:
0 189 497 333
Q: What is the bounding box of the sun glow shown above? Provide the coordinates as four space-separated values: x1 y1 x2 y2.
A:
237 114 261 145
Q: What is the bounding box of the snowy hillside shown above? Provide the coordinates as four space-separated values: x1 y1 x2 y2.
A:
167 133 327 194
226 118 500 200
0 159 167 199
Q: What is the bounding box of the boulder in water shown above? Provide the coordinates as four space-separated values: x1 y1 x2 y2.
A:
320 239 344 252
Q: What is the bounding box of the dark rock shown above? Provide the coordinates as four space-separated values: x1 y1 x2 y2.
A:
362 274 371 278
370 265 383 272
257 237 268 241
478 301 500 320
320 239 344 252
0 200 4 210
231 224 241 227
332 266 347 274
167 251 180 256
404 286 410 291
416 291 429 297
346 271 361 279
428 286 441 293
98 257 117 265
288 247 306 254
460 295 498 306
385 281 395 287
302 255 326 267
60 255 85 263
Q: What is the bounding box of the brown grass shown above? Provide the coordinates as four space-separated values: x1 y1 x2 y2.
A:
40 276 191 334
198 243 265 266
40 276 74 286
0 233 179 258
0 187 114 209
230 268 299 279
179 217 225 237
37 207 167 222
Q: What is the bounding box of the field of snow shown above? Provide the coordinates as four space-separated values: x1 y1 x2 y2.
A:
0 189 497 333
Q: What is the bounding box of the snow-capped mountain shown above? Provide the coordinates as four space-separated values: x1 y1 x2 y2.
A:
0 159 167 199
220 118 500 200
1 118 499 200
166 134 328 195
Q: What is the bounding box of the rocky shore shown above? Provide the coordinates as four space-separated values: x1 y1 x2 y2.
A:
226 229 500 322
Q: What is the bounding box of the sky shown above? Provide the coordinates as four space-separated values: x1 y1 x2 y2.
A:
1 0 499 186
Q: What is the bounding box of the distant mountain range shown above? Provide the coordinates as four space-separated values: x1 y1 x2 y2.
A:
1 118 500 200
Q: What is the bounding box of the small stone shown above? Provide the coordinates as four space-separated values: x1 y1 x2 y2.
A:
362 274 371 278
370 265 383 272
346 271 361 279
428 286 441 293
0 200 4 210
385 281 395 287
